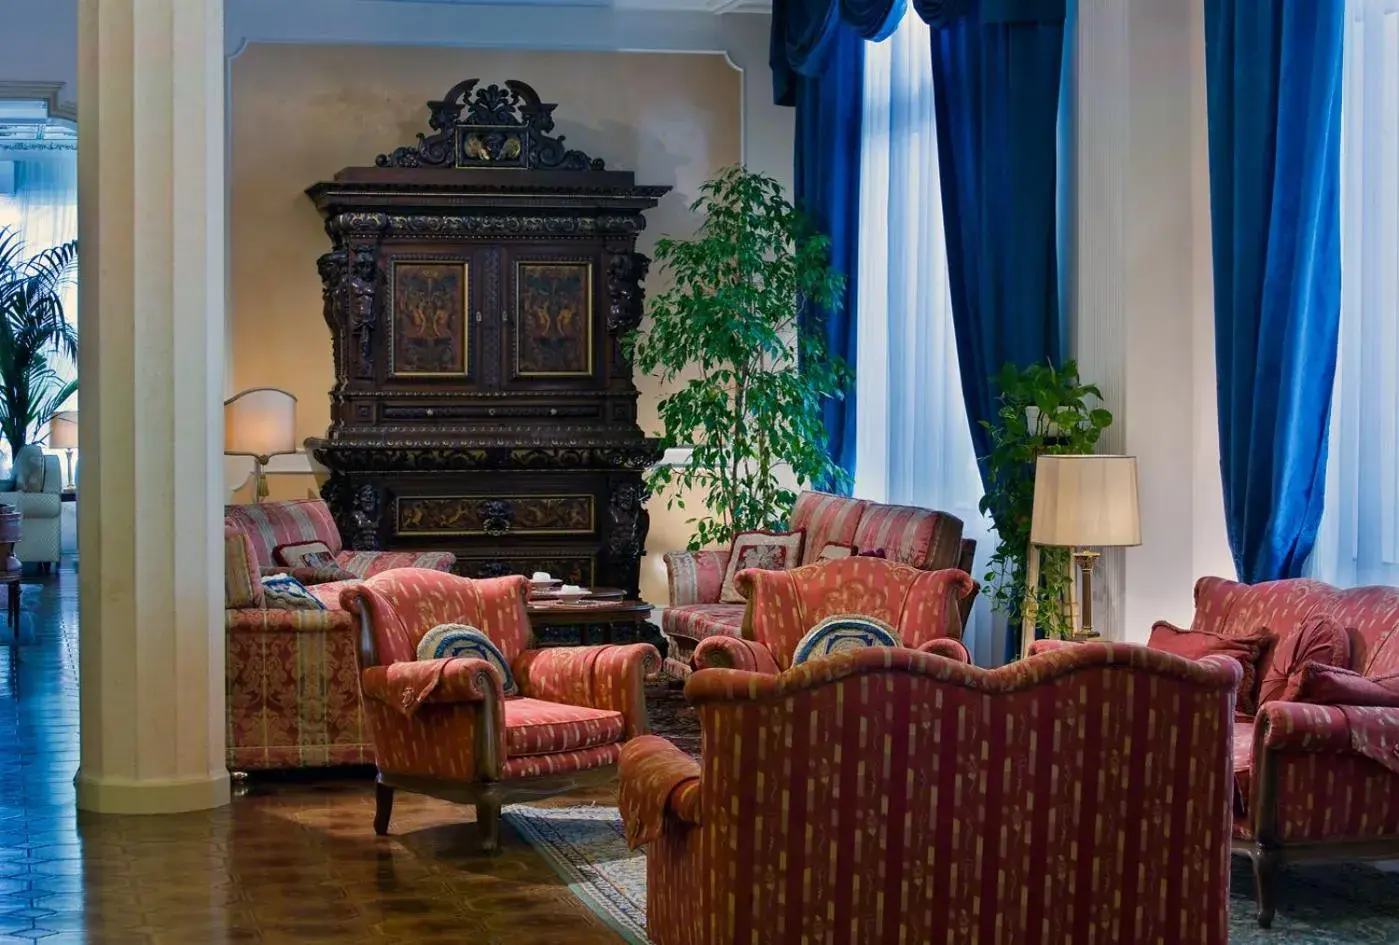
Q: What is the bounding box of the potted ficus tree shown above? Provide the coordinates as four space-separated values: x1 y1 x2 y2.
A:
625 166 850 549
0 227 78 459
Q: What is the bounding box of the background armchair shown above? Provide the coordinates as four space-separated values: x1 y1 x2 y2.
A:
620 643 1240 945
0 452 62 569
341 568 660 850
693 556 976 673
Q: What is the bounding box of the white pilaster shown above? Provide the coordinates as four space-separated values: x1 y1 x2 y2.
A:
1070 0 1231 640
76 0 229 813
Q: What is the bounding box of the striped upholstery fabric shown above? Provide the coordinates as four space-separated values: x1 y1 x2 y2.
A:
225 499 343 567
223 525 264 609
724 557 977 672
664 550 730 606
337 549 458 578
224 579 368 771
788 490 869 566
850 501 964 570
621 644 1239 945
342 568 659 792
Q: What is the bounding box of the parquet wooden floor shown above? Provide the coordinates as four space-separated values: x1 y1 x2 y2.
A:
0 565 626 944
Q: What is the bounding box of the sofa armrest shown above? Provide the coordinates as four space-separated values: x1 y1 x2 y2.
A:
916 638 971 662
1027 638 1080 657
361 657 502 711
513 644 662 737
1257 701 1399 767
665 549 730 606
619 734 703 849
693 635 780 674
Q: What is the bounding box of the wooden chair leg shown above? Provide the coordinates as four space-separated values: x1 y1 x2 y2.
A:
1254 849 1279 928
477 797 502 853
373 782 395 836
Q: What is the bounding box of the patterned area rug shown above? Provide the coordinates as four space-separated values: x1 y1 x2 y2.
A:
506 805 1399 944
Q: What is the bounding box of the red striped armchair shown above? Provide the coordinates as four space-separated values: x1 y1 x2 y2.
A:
692 556 976 672
620 643 1240 945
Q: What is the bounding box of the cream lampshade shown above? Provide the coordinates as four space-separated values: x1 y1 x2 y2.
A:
1029 454 1141 642
224 388 297 503
49 410 78 492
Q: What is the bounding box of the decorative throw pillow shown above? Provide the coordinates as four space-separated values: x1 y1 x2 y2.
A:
857 547 887 559
1257 615 1351 706
1290 662 1399 707
224 526 264 609
1147 621 1274 716
13 445 46 492
816 543 855 562
274 540 334 569
259 573 326 611
719 530 805 604
417 623 518 695
793 614 902 665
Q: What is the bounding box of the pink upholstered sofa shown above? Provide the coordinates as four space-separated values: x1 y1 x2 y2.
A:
225 498 456 580
662 490 976 674
1036 575 1399 928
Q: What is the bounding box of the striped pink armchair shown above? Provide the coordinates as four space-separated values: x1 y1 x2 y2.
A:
692 556 976 672
341 569 660 851
662 490 977 676
620 643 1241 945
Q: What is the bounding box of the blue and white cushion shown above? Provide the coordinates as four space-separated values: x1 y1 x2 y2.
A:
416 623 518 695
259 573 325 611
792 614 902 665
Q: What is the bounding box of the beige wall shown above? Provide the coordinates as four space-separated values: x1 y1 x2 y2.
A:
229 43 742 601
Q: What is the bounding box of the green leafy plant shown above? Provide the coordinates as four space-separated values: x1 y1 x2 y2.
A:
978 360 1113 641
0 227 79 458
625 166 850 550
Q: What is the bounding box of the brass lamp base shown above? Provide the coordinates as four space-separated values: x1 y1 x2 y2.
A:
1074 549 1101 637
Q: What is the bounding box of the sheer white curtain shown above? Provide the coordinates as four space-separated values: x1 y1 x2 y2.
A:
1312 0 1399 587
856 15 999 663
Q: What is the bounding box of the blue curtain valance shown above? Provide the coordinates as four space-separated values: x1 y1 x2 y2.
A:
773 0 1066 103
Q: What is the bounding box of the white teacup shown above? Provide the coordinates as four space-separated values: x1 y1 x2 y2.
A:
559 584 585 595
530 571 553 583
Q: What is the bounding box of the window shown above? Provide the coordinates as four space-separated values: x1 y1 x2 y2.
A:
1313 0 1399 586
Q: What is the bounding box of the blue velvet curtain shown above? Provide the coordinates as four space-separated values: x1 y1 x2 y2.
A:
1204 0 1345 584
791 25 866 486
926 0 1067 470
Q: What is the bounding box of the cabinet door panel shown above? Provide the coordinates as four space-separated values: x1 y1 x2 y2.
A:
381 249 483 386
504 249 602 388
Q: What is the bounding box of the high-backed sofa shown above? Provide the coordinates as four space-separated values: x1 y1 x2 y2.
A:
225 498 456 579
620 643 1240 945
223 499 457 771
1035 576 1399 928
662 490 976 674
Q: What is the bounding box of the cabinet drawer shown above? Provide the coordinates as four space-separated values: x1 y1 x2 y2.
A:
394 493 596 538
454 553 595 587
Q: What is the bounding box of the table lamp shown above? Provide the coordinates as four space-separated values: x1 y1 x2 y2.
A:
224 387 297 503
1029 454 1141 639
48 410 78 493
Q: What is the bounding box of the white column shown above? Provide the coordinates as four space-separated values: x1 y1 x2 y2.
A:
1069 0 1233 641
75 0 229 814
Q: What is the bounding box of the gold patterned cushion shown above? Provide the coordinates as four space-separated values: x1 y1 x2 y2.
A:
719 530 805 604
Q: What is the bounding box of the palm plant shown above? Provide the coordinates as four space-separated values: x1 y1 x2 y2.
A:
0 227 78 458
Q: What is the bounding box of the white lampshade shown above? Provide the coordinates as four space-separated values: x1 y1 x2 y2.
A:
49 410 78 449
1030 454 1142 548
224 387 297 458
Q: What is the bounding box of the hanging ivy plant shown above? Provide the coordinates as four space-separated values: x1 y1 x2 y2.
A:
978 360 1113 642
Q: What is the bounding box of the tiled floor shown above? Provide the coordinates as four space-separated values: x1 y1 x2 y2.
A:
0 566 625 944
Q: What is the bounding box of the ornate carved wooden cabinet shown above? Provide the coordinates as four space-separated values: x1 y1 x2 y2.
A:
306 80 667 598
